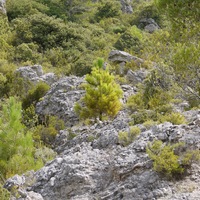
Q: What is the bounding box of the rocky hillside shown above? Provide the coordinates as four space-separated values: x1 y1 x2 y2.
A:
0 0 200 199
4 58 200 200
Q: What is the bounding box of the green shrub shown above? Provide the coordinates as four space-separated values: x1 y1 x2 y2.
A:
146 140 184 178
94 1 121 22
130 110 157 125
147 140 200 178
22 81 50 109
114 26 144 54
75 58 123 120
159 112 187 125
33 115 64 147
0 184 10 200
22 104 39 128
118 126 141 146
127 92 146 112
143 120 157 129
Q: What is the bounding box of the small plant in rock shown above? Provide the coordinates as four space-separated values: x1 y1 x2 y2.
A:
118 126 141 146
159 112 187 125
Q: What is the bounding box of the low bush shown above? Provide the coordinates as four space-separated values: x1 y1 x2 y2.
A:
159 112 187 125
147 140 200 178
118 126 141 146
0 184 10 200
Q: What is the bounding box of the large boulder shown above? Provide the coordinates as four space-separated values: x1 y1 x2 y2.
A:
16 65 57 86
35 76 85 127
108 50 144 66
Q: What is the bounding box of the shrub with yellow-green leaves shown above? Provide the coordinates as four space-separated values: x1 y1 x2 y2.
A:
75 58 123 121
0 184 10 200
118 126 141 146
147 140 200 178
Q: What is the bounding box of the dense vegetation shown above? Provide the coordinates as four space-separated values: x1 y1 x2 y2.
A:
0 0 199 193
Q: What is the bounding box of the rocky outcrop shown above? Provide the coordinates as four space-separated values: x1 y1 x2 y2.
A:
0 0 6 14
16 65 57 85
35 75 136 126
138 18 160 33
108 50 144 66
120 0 133 13
126 69 149 85
35 76 85 127
5 110 200 200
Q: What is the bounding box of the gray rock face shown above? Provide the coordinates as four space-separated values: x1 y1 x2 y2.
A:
35 76 85 127
138 18 160 33
16 65 57 85
120 0 133 13
5 109 200 200
126 69 149 85
0 0 6 14
108 50 144 66
4 173 44 200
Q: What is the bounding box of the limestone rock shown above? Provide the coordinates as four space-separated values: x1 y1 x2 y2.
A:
5 110 200 200
138 18 160 33
108 50 143 66
35 76 85 127
16 65 57 85
126 69 149 85
120 0 133 13
0 0 6 14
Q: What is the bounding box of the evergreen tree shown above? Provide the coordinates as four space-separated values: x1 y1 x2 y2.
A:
0 97 42 178
75 58 123 121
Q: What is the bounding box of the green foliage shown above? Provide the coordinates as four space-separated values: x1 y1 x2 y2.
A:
147 140 184 178
22 104 39 128
127 66 176 125
0 97 42 178
147 140 200 178
159 112 187 125
114 26 144 54
130 110 157 125
118 126 141 146
94 1 121 22
0 184 10 200
22 81 50 109
75 58 123 121
33 115 64 146
34 146 57 164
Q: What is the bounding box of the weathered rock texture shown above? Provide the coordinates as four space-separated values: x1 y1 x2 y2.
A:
138 18 160 33
108 50 144 66
16 65 57 85
5 110 200 200
36 76 85 127
120 0 133 13
0 0 6 14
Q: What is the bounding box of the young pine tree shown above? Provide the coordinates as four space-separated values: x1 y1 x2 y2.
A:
0 97 42 178
75 58 123 121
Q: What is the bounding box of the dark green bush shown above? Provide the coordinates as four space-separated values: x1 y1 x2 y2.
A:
22 81 50 109
94 1 121 22
33 115 65 146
